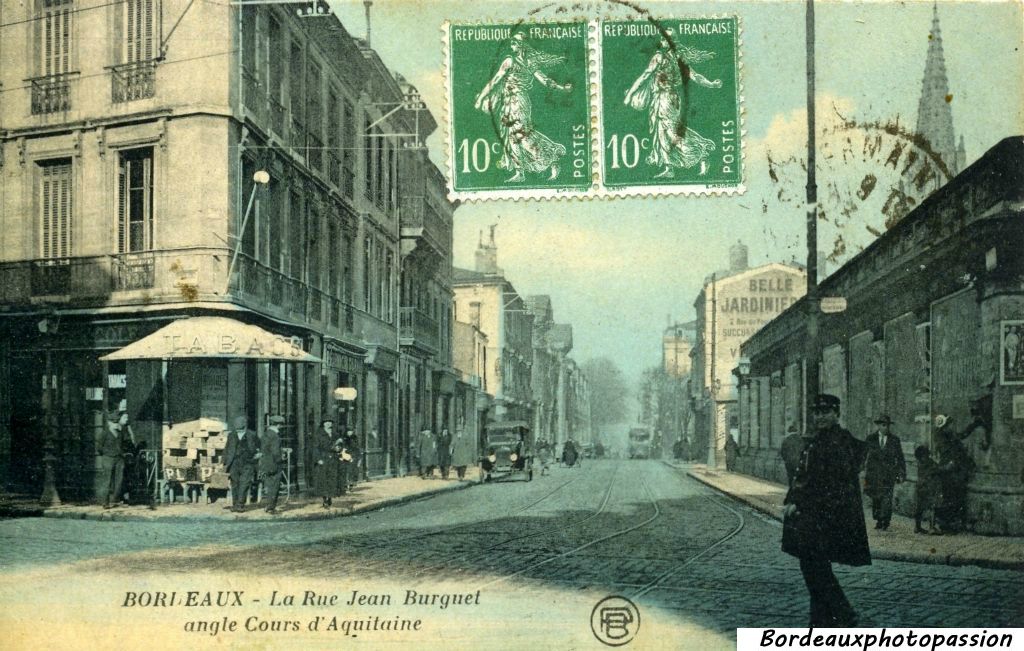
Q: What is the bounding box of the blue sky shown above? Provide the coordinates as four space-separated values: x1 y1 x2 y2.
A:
330 0 1023 391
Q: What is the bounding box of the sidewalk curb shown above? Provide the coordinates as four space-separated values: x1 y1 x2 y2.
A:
37 479 476 524
678 465 1024 573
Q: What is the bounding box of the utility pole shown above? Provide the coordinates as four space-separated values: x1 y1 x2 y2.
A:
804 0 820 429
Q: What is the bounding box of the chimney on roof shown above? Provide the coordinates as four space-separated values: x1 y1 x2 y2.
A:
475 224 501 274
364 0 373 47
728 239 749 271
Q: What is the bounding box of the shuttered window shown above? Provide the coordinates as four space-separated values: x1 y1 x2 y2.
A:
124 0 155 63
38 0 72 77
39 159 73 259
118 148 154 253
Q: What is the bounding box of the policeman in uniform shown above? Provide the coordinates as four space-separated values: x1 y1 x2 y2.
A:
782 394 870 627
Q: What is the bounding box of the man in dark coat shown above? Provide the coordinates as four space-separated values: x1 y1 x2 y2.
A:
224 415 260 513
335 430 359 495
259 415 285 514
417 429 437 479
98 410 135 508
934 415 974 534
782 394 870 627
311 420 339 507
436 428 453 479
863 414 907 530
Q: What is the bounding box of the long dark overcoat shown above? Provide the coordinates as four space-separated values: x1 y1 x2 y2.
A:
782 423 871 566
309 428 339 497
863 431 906 496
435 430 453 467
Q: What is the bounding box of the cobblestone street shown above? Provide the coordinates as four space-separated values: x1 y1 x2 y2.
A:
1 461 1021 649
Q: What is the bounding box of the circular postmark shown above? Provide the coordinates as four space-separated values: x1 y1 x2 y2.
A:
590 595 641 646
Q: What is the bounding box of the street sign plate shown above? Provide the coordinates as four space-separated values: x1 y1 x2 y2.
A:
820 297 848 313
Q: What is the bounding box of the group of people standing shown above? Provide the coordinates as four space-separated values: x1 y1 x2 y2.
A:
413 428 475 480
223 415 287 514
780 393 980 628
309 420 361 509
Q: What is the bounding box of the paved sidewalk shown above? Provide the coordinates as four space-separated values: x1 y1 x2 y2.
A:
675 462 1024 571
25 469 479 523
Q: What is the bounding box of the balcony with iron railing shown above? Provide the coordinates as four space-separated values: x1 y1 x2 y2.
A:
30 72 76 114
399 196 450 259
231 253 358 336
241 67 267 124
111 60 157 103
399 306 439 353
0 249 224 306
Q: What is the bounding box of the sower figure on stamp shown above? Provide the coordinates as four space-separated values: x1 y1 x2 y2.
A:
311 419 339 508
474 32 572 183
260 415 285 514
436 428 453 480
98 409 135 509
224 416 260 513
782 394 870 628
863 414 906 531
624 28 720 178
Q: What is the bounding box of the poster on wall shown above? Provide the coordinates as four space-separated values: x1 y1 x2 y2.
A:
1001 320 1024 385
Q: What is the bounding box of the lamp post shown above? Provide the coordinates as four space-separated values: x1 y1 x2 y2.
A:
804 0 821 422
225 170 270 293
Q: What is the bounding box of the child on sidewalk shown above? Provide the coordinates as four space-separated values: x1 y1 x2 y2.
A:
914 444 941 534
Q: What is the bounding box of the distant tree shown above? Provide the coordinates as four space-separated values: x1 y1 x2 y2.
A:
582 357 629 432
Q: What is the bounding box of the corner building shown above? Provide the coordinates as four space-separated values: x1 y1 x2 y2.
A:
0 0 452 497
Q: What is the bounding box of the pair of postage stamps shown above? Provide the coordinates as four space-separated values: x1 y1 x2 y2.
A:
444 17 742 200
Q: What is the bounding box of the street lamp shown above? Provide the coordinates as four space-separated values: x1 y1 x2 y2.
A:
225 170 270 293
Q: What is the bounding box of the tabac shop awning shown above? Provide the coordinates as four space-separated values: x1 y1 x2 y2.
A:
99 316 322 363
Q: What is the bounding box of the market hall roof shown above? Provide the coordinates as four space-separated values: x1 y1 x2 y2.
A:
99 317 322 363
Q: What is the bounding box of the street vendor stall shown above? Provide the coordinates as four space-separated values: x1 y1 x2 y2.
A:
99 316 321 504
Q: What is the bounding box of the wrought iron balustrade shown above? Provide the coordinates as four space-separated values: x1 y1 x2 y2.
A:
30 73 74 114
111 60 157 103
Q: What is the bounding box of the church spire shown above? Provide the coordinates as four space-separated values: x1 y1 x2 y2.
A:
916 2 961 183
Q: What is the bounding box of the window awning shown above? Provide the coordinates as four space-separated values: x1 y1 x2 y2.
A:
99 316 322 363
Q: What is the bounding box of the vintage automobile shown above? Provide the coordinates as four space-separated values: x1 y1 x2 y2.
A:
480 420 533 482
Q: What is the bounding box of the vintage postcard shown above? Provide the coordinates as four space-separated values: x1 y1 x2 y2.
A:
0 0 1022 650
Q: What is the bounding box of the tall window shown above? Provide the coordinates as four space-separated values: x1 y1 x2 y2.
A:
118 148 154 253
268 178 283 271
37 0 72 77
38 158 73 259
343 234 353 304
342 99 356 198
327 218 339 297
289 189 304 279
363 116 374 201
363 237 372 312
307 198 321 289
33 0 73 113
385 250 393 323
123 0 155 63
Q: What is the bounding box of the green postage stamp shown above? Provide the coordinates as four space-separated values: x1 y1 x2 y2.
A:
444 22 593 200
444 17 743 200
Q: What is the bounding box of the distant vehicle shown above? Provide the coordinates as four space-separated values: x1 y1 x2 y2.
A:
628 427 653 459
480 421 533 482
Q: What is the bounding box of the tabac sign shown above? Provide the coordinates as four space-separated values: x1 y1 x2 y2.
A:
99 317 322 364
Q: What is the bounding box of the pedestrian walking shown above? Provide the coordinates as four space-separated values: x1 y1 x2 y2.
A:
260 415 285 514
335 430 358 495
417 429 437 478
913 444 941 534
934 415 974 534
97 409 135 508
224 415 259 513
724 430 741 471
436 428 453 479
863 414 906 531
311 419 339 508
782 394 870 628
451 427 476 480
